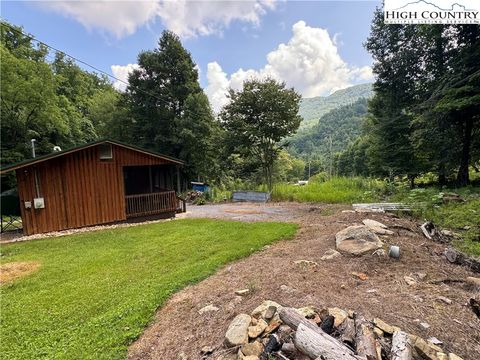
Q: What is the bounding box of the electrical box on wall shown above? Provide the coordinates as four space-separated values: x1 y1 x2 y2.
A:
34 197 45 209
24 201 32 209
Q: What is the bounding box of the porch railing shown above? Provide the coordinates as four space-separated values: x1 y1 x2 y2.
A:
125 191 177 218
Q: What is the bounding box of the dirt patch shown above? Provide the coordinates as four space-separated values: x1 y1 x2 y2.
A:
223 209 265 215
127 202 480 360
0 261 41 284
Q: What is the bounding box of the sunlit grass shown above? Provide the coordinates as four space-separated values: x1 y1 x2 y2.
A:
0 219 298 360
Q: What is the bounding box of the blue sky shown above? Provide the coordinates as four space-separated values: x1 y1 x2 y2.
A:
2 1 378 110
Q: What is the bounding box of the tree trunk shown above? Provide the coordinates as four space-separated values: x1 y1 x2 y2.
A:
457 117 473 186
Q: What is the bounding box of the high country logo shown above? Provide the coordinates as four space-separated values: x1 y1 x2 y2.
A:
384 0 479 24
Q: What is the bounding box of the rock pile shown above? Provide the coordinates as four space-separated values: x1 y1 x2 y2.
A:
218 300 464 360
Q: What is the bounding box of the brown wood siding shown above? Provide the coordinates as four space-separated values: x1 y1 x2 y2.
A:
16 144 178 235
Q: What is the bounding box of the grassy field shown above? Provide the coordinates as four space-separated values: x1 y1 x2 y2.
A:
0 219 297 360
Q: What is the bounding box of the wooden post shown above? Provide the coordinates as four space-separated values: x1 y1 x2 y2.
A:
148 166 153 193
176 165 181 194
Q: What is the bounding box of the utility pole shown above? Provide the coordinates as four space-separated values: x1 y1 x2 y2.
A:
31 139 37 158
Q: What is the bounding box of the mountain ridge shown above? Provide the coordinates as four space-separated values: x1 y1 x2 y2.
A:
299 83 373 129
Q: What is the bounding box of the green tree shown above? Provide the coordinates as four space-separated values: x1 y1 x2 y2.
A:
220 78 302 190
125 30 201 155
176 92 221 182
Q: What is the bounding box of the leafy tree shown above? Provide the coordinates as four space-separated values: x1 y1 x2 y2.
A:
365 9 423 185
125 30 201 155
176 92 221 182
220 78 302 190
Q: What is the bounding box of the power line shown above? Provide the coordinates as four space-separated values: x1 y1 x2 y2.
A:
0 20 171 106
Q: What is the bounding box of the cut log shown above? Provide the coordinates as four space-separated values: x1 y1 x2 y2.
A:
391 331 413 360
339 317 356 347
295 323 360 360
279 308 361 360
355 316 379 360
279 307 321 332
445 247 480 273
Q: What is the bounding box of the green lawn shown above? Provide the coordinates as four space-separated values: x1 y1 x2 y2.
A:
0 219 297 360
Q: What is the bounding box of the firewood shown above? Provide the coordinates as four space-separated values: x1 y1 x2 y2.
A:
295 323 361 360
355 316 379 360
339 317 356 347
279 308 361 360
391 331 413 360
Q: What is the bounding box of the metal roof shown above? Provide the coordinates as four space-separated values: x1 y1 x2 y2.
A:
0 139 184 174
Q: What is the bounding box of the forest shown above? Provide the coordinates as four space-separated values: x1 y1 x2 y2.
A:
1 11 479 191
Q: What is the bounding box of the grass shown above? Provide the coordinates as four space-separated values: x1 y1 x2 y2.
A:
0 219 297 360
271 177 386 203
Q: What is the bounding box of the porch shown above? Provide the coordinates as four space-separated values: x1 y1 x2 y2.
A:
123 165 186 218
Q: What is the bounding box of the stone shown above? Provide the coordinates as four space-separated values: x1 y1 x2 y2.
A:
466 276 480 288
419 322 430 330
263 320 281 335
235 289 250 296
363 219 394 235
264 306 277 321
415 272 428 280
404 276 417 286
366 289 377 294
200 345 214 355
251 300 282 319
372 249 387 257
327 307 348 327
373 318 399 335
436 296 452 305
198 304 219 314
428 337 443 346
373 327 384 337
294 259 319 268
320 249 342 260
224 314 251 347
248 319 268 338
280 284 295 293
413 336 443 360
241 341 263 357
335 225 383 255
448 353 464 360
352 271 369 281
296 306 316 318
363 219 388 228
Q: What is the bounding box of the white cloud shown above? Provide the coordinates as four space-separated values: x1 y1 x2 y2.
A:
38 0 277 38
206 21 373 111
111 63 140 91
39 1 160 38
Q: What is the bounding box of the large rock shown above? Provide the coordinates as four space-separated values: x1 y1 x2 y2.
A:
327 307 348 327
335 225 383 255
362 219 394 235
251 300 282 319
320 249 341 260
225 314 251 347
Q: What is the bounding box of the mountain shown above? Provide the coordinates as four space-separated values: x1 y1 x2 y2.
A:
289 97 369 159
299 83 373 128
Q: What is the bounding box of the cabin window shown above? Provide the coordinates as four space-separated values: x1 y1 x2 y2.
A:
99 144 113 160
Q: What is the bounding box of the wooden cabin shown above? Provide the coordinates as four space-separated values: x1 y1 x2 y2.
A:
0 140 185 235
